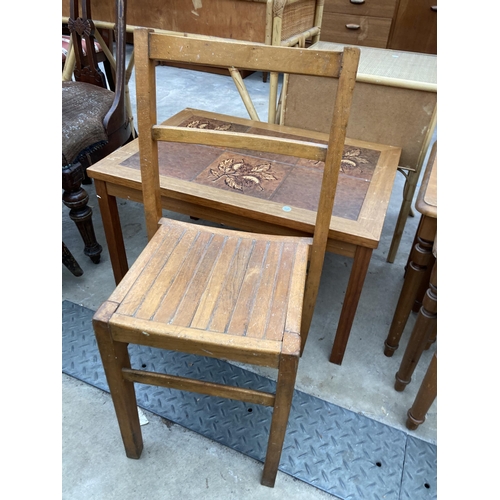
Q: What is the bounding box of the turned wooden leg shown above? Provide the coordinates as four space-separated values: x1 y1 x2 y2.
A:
412 255 435 313
262 342 298 487
406 352 437 430
384 215 436 357
93 301 143 458
395 262 437 391
62 163 102 264
404 217 435 313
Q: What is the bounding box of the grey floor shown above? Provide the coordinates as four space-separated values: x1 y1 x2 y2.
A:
62 51 437 499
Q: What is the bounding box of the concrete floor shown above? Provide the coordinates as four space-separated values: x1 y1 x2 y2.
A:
62 55 437 499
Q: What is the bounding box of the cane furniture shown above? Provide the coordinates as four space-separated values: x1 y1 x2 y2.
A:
63 0 325 123
282 40 437 264
62 0 133 263
384 141 437 356
91 30 360 486
62 242 84 277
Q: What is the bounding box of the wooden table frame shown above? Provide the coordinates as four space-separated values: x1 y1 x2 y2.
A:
89 109 401 365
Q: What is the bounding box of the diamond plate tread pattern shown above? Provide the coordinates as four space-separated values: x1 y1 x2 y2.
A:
400 437 437 499
62 300 437 500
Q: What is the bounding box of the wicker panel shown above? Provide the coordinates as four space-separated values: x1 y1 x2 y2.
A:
281 0 317 41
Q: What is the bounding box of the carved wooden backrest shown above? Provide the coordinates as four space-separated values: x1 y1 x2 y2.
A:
68 0 107 87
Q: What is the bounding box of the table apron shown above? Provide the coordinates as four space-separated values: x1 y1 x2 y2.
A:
106 182 359 259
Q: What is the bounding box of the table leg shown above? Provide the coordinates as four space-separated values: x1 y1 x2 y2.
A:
384 215 436 357
329 246 372 365
386 169 418 264
395 261 437 391
94 179 129 285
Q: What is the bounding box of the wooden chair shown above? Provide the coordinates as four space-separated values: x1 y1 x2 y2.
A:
62 0 133 263
92 30 359 486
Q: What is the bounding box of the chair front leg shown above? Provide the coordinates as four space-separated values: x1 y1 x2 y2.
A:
93 301 143 459
62 162 102 263
261 337 299 487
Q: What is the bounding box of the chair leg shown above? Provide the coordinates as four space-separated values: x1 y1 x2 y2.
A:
406 352 437 430
93 301 144 459
384 220 435 357
62 163 103 264
394 261 437 392
261 350 298 487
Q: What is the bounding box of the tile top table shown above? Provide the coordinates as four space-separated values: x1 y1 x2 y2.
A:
88 108 401 365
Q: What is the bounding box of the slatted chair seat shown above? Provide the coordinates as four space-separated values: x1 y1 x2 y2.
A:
105 218 310 358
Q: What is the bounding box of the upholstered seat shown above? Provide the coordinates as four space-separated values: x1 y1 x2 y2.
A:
62 81 115 166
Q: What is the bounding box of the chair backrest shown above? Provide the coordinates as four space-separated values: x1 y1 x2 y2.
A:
68 0 107 87
67 0 128 138
134 29 359 327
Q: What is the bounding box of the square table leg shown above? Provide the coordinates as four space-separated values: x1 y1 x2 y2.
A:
329 246 373 365
94 179 129 284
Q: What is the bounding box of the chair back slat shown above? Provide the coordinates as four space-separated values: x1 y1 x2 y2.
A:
69 0 106 88
148 33 344 78
152 126 328 162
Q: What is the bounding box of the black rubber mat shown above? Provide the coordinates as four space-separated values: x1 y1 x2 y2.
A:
62 300 437 500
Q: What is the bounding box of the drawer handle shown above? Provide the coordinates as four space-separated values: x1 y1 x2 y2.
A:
350 0 365 4
346 24 360 30
431 5 437 11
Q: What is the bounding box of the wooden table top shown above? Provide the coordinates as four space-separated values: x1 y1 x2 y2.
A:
416 141 437 218
88 109 401 251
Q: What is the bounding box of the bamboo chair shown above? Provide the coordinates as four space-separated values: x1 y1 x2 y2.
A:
92 30 359 487
62 0 133 263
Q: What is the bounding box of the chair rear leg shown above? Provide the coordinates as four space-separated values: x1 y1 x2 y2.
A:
93 301 143 459
261 351 298 487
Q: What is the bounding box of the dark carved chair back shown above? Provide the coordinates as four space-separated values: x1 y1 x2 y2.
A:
62 0 131 265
